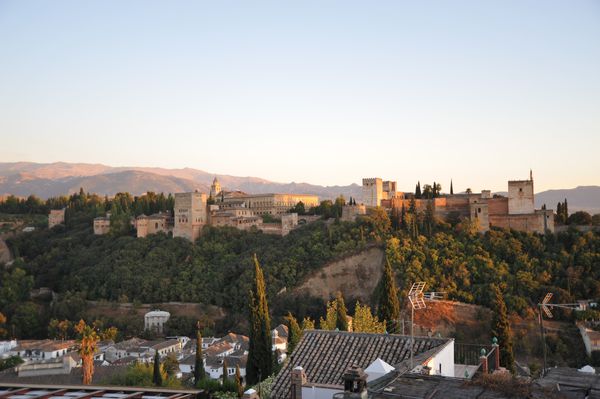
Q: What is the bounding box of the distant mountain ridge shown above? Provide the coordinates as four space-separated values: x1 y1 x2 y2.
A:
0 162 362 200
0 162 598 213
535 186 600 215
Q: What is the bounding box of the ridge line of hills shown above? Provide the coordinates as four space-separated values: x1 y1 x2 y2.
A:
0 162 598 213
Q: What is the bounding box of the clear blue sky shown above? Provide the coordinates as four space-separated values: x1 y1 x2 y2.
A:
1 0 599 192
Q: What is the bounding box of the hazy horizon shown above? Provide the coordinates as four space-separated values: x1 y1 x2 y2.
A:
2 160 599 195
1 1 599 192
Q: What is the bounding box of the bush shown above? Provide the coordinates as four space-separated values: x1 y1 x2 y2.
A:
568 211 592 226
0 356 23 372
107 363 180 387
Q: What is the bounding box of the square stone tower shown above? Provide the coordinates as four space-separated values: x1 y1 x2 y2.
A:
173 192 208 242
362 178 383 207
508 174 534 215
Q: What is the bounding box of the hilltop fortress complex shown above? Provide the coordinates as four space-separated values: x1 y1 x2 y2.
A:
361 171 554 234
93 173 553 239
94 177 319 240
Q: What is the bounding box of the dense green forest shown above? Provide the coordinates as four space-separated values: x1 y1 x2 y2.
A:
0 190 599 343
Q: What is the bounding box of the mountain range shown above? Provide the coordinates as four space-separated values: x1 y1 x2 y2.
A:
0 162 362 201
0 162 598 214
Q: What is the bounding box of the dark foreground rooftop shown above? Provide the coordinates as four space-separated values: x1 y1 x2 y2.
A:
0 383 201 399
271 330 451 399
534 367 600 399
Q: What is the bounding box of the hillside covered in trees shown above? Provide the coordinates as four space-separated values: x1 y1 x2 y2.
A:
0 190 599 345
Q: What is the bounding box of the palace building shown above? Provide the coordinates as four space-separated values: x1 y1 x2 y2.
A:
220 193 319 216
369 171 554 234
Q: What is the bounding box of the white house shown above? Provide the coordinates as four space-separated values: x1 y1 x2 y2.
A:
0 340 17 357
9 340 76 360
144 310 171 334
205 355 247 380
272 324 288 352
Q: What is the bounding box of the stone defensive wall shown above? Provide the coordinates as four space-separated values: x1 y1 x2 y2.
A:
487 197 509 215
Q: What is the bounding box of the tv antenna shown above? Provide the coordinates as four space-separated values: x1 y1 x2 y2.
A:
407 282 445 371
537 293 581 376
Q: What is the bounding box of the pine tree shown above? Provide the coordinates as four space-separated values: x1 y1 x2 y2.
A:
377 260 401 333
235 365 243 398
450 180 454 195
246 254 273 385
153 350 162 386
335 291 349 331
194 328 204 384
491 285 515 374
284 312 302 354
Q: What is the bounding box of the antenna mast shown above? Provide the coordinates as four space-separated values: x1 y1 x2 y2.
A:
407 282 445 372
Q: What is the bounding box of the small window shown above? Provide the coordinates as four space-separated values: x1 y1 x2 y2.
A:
478 208 481 213
519 188 523 192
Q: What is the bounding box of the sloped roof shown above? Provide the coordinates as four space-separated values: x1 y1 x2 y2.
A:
152 339 180 351
270 330 451 399
113 337 148 350
273 324 289 338
205 355 247 369
205 341 234 357
13 340 76 352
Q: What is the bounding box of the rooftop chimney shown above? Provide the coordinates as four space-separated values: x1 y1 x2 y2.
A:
291 366 307 399
242 388 259 399
342 364 368 399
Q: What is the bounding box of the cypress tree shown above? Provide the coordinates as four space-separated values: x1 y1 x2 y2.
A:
335 291 349 331
450 180 454 195
222 358 228 385
246 254 273 385
424 200 435 236
491 285 515 374
235 365 243 398
194 328 204 383
391 206 399 231
415 182 422 198
400 203 406 230
285 312 302 354
153 350 162 386
377 260 401 333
